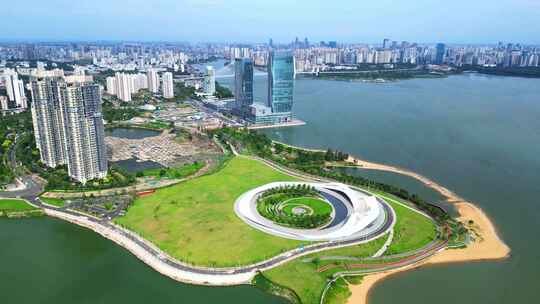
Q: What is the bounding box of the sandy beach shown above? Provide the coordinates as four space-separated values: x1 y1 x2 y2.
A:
345 157 511 304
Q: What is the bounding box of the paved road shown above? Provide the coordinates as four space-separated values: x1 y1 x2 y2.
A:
1 161 395 278
0 173 44 200
0 132 44 199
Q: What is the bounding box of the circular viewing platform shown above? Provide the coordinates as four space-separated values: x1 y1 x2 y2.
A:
234 182 393 242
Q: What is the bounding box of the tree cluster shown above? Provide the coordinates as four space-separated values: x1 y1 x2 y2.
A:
260 184 317 198
214 81 234 99
43 165 136 191
0 111 35 186
102 101 141 123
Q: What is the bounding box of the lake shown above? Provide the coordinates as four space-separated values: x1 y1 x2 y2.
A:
255 74 540 304
105 127 161 140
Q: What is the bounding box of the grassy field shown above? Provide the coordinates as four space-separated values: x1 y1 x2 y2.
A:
263 192 438 304
140 121 170 130
263 235 388 304
141 162 204 179
282 197 332 216
0 198 37 211
40 197 65 208
323 278 352 304
376 192 438 255
115 156 307 267
113 153 438 302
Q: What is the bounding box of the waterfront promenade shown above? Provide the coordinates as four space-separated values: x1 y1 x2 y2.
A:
0 155 444 287
0 143 464 292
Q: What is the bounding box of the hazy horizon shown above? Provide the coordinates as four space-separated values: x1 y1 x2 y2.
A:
2 0 540 44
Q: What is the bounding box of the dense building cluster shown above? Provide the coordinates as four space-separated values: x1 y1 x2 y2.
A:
0 38 538 183
235 39 540 72
1 39 538 76
105 69 174 102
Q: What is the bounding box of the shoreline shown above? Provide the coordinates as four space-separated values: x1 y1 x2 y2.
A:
345 156 511 304
247 119 306 130
12 143 511 302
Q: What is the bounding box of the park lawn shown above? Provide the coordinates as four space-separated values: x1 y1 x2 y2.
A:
375 192 438 255
323 278 351 304
263 234 388 304
40 197 65 208
142 162 204 179
283 197 332 216
0 198 37 211
141 121 170 130
263 192 439 304
115 156 307 267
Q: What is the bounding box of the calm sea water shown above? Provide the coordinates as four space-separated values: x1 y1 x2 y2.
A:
2 73 538 304
256 74 540 304
0 218 285 304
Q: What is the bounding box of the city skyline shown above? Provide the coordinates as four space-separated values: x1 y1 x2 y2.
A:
2 0 540 44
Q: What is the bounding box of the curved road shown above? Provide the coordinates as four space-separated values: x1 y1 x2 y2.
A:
0 150 443 286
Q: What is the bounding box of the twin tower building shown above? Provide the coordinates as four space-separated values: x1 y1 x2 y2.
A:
30 77 107 184
234 50 295 124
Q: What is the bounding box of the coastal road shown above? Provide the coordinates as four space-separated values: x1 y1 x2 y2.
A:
31 191 395 278
0 145 443 286
9 154 396 284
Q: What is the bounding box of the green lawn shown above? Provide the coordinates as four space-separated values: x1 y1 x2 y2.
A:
0 199 37 211
262 192 438 304
323 278 351 304
282 197 332 216
115 156 307 267
263 235 388 304
140 121 170 130
113 154 438 302
141 162 204 179
375 193 438 255
40 197 65 208
258 193 333 229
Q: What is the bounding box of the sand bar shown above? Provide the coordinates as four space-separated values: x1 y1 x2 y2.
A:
345 156 511 304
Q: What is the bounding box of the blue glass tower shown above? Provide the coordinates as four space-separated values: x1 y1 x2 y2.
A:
435 43 446 64
267 50 294 115
234 58 253 109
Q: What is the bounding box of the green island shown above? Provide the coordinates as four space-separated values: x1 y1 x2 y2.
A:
113 127 454 304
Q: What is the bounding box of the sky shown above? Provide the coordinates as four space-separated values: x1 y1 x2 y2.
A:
2 0 540 44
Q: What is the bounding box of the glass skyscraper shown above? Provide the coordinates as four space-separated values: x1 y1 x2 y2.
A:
267 50 294 115
435 43 446 64
234 58 253 110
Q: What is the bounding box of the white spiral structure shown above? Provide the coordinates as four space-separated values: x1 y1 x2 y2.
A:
234 182 391 242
